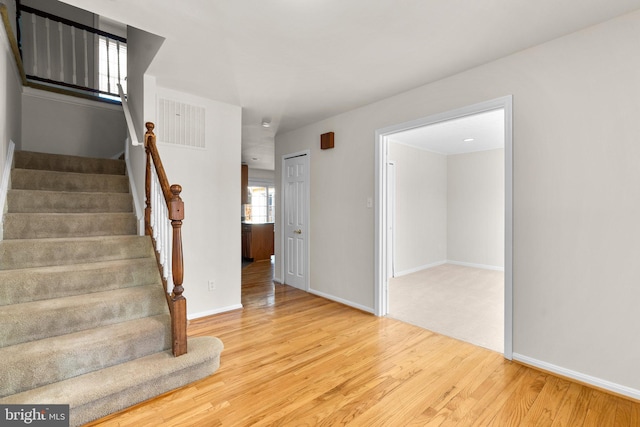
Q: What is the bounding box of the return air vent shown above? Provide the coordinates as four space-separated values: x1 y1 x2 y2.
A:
158 98 206 148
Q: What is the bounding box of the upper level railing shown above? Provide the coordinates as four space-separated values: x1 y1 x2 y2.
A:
17 3 126 101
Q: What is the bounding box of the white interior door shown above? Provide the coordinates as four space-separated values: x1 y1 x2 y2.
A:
284 153 308 290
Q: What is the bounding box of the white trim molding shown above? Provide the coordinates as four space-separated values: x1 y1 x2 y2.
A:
124 138 144 235
394 260 447 277
447 260 505 272
188 304 243 320
375 95 514 360
309 289 374 314
513 353 640 401
23 86 124 112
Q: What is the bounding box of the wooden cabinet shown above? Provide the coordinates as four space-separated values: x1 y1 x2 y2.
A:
241 164 249 205
242 223 274 261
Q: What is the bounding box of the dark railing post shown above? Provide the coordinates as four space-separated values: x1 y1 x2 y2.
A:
15 0 22 58
144 123 153 236
170 184 187 356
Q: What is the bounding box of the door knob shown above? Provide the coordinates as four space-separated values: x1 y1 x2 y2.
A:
294 229 302 234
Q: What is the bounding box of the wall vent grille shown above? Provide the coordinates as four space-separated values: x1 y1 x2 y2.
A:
158 98 205 148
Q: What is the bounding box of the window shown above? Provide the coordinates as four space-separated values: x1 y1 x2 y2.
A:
244 186 275 223
98 35 126 100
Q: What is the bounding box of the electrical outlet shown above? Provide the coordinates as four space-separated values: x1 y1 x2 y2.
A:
208 280 216 291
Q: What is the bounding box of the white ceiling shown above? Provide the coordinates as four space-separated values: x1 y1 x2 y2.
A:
61 0 640 169
390 109 504 156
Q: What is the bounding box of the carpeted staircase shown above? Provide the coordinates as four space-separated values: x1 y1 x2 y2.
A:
0 150 223 426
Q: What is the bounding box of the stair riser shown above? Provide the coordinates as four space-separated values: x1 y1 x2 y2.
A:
14 151 125 175
3 213 137 239
0 337 223 427
0 315 171 398
0 259 161 306
0 236 155 270
11 169 129 193
0 286 169 347
7 190 133 213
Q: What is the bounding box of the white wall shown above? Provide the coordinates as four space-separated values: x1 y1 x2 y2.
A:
125 25 165 222
0 0 17 40
0 1 22 154
448 148 504 268
22 0 94 26
248 167 275 186
146 85 242 319
126 25 164 141
1 1 23 240
275 10 640 394
389 142 447 274
21 88 126 158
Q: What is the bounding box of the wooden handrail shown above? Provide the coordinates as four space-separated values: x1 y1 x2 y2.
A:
144 122 187 357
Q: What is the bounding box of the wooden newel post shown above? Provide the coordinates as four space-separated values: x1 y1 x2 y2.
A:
170 184 187 356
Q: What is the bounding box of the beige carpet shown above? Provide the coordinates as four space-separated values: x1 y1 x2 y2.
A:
388 263 504 353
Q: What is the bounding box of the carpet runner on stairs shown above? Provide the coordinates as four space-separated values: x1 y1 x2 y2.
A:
0 151 223 426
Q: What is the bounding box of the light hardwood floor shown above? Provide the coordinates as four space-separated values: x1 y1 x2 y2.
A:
88 260 639 426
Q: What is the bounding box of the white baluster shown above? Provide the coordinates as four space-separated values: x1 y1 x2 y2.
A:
71 27 77 84
116 41 121 90
31 14 37 75
45 18 51 79
163 204 169 279
150 172 155 231
58 22 64 81
167 231 173 290
83 31 88 87
105 37 111 94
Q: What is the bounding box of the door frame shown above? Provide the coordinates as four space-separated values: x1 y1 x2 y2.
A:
280 150 311 291
374 95 514 359
387 161 396 280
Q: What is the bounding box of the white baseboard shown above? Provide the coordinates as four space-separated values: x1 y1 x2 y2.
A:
512 353 640 401
395 260 447 277
308 288 374 314
188 304 243 320
273 276 284 284
447 260 504 272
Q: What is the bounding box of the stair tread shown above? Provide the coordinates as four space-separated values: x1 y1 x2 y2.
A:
14 150 125 175
7 189 134 214
5 212 135 217
0 315 171 398
13 168 125 178
0 258 161 305
11 169 130 193
0 235 155 270
8 188 131 196
1 234 148 244
0 285 169 347
3 212 137 239
0 336 223 427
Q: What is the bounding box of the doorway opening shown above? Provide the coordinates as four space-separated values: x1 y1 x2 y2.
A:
374 96 513 359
